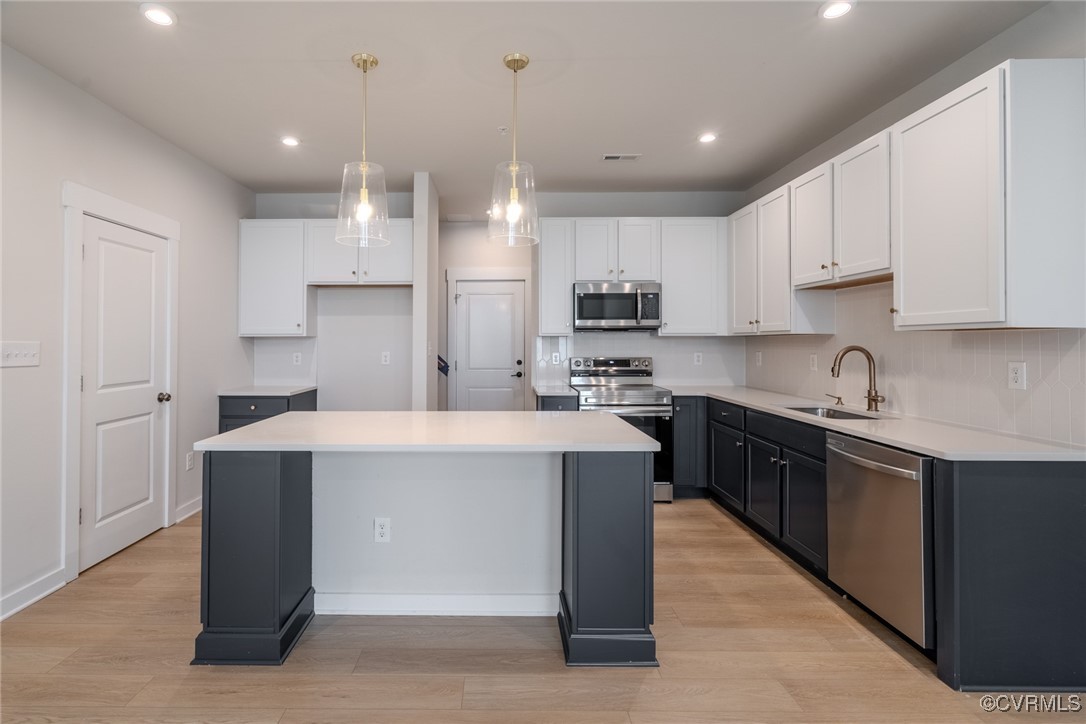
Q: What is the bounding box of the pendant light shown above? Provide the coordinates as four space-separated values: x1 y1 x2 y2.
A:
336 53 390 247
488 53 539 246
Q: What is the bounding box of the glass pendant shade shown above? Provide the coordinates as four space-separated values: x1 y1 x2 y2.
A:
488 162 539 246
336 161 390 247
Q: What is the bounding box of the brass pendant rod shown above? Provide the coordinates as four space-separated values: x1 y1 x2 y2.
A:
362 63 368 164
511 65 518 167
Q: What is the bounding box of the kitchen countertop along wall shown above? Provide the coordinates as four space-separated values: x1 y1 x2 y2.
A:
745 283 1086 448
662 385 1085 463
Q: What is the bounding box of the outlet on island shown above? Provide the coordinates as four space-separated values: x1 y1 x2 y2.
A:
374 517 391 543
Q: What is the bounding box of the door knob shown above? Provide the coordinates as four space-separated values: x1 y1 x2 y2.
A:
510 371 523 378
157 392 172 403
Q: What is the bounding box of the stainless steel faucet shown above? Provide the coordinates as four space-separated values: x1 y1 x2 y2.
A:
830 345 886 412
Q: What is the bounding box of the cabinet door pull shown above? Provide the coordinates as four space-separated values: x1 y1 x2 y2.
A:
769 456 778 463
820 264 828 270
736 441 743 448
779 459 788 467
890 307 898 314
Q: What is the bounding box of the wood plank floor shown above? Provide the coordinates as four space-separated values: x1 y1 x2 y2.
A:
1 499 997 723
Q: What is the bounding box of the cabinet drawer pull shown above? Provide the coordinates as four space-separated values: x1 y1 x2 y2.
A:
250 404 257 411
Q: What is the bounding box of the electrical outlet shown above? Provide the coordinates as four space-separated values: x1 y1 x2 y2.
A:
551 352 561 365
374 517 391 543
693 352 703 366
185 452 194 471
1008 361 1028 390
809 353 818 372
755 351 763 367
381 351 391 365
292 352 302 366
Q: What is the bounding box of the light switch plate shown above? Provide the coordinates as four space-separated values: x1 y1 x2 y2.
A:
1 341 41 368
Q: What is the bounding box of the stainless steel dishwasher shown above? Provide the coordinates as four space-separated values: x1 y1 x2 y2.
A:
826 432 934 648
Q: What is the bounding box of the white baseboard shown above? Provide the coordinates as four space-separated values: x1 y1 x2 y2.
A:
315 592 558 617
1 567 67 620
174 497 202 523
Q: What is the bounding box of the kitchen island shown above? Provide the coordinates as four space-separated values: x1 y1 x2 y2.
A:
191 410 659 667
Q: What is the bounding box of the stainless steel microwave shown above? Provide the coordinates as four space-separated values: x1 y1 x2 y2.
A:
574 282 662 330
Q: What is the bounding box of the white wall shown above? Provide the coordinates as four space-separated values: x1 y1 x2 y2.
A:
744 1 1086 202
254 192 414 220
0 46 255 616
745 284 1086 447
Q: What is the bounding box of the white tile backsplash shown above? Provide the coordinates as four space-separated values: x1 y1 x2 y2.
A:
744 282 1086 446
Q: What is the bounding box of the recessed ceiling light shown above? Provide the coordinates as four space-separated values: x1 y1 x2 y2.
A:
698 132 718 144
140 3 177 26
280 136 301 147
819 1 853 19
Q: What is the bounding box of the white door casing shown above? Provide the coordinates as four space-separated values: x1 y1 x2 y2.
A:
450 279 526 411
79 217 169 571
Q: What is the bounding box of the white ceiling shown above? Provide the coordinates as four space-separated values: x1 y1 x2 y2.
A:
1 1 1046 218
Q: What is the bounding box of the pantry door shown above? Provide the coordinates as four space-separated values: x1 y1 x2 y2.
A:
452 280 526 411
79 216 169 570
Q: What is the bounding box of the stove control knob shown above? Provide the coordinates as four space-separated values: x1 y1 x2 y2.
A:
585 360 593 368
642 359 651 368
632 359 640 367
572 360 581 368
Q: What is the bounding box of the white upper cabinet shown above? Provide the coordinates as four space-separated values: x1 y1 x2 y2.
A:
238 220 316 337
536 219 575 335
891 60 1085 330
573 218 660 282
307 219 413 285
790 163 834 287
791 133 891 288
617 219 660 281
834 132 890 281
729 203 759 335
757 186 793 333
659 218 724 335
729 190 835 337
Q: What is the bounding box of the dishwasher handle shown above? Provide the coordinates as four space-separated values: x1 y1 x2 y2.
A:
827 446 920 480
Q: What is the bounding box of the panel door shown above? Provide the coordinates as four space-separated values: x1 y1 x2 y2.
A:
709 423 745 513
80 216 168 570
834 132 891 281
892 66 1005 327
791 163 834 286
453 280 526 411
757 187 792 333
538 219 574 335
729 204 759 335
781 448 828 571
573 219 618 282
305 219 358 283
745 435 781 537
362 219 413 283
238 220 308 335
617 218 660 281
660 218 720 335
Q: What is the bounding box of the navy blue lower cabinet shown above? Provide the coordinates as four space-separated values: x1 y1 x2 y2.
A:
672 396 707 495
780 448 827 572
537 395 577 412
709 422 744 513
745 435 782 538
218 389 317 433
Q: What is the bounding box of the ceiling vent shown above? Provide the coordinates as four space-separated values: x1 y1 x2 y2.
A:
601 154 642 162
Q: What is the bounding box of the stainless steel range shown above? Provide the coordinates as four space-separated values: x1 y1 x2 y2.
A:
570 357 674 502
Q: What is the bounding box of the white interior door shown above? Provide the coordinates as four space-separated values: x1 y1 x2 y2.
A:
80 216 168 571
453 280 525 411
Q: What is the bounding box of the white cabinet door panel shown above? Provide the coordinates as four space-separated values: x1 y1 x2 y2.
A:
306 219 357 283
617 218 660 281
238 220 309 335
660 218 718 335
538 219 574 335
835 133 890 280
791 163 834 286
729 204 758 335
757 188 792 332
573 219 617 282
892 68 1005 327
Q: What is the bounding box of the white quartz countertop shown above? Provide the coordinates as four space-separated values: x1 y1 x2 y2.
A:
194 410 660 453
533 384 577 396
219 385 317 397
661 385 1086 462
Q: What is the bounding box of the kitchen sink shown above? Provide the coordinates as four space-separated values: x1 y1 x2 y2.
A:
786 406 876 420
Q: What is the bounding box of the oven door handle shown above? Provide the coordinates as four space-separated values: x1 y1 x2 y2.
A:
580 405 672 417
